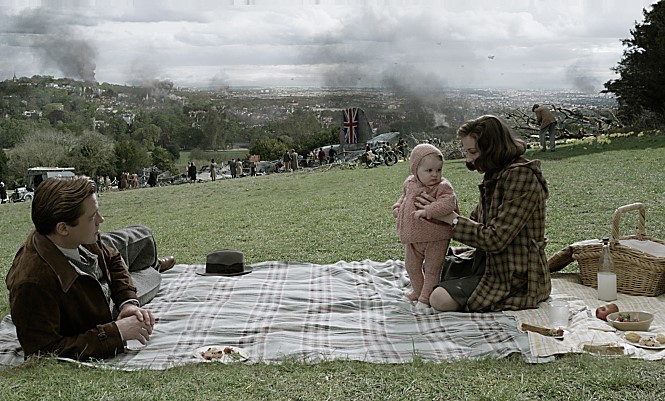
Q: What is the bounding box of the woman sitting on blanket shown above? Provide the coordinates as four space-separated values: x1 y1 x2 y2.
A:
416 115 551 312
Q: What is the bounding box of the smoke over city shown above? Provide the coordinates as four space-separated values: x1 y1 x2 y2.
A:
565 62 602 93
8 8 97 82
300 7 462 129
0 1 652 91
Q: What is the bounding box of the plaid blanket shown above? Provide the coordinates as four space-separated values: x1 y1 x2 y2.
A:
0 260 532 370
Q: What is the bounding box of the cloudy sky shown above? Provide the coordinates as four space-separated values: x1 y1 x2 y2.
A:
0 0 655 92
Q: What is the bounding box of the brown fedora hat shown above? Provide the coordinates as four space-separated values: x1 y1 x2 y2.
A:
196 250 252 276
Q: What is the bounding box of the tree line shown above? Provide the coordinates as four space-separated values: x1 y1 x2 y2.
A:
603 1 665 128
0 78 339 187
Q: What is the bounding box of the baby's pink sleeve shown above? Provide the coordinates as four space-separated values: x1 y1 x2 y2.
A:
424 180 457 219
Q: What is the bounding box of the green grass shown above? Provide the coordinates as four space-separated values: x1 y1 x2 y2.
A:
1 134 665 400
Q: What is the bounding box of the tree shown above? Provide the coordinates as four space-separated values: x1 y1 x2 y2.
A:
249 137 290 161
6 130 75 184
0 118 51 148
201 109 226 150
180 126 206 149
134 124 162 151
151 146 174 172
0 148 8 181
114 140 151 176
604 2 665 120
67 130 116 178
98 114 130 141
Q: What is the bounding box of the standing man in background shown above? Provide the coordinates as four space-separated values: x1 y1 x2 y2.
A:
532 104 557 152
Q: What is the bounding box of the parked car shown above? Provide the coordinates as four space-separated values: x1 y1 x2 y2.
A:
10 187 33 202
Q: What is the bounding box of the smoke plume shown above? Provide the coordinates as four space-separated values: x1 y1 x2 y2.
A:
565 62 600 93
10 8 97 82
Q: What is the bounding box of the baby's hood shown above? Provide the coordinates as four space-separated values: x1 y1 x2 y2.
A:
409 144 444 177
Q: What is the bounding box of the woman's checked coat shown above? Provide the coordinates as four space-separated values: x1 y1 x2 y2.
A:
454 159 551 311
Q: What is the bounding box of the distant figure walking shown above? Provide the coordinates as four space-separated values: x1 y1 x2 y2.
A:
318 148 326 165
0 181 8 204
328 147 337 164
235 159 243 178
290 149 299 170
188 162 197 183
210 159 217 181
229 159 236 178
119 172 128 190
282 151 292 172
532 104 557 152
147 169 158 187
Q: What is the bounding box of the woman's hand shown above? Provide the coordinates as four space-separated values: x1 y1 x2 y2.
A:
414 192 435 210
415 192 459 225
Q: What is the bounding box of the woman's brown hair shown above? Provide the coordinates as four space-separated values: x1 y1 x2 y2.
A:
31 177 97 235
457 115 526 172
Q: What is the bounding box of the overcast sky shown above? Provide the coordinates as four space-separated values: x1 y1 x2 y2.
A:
0 0 655 92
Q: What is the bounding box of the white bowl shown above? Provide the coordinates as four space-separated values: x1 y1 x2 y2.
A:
606 311 654 331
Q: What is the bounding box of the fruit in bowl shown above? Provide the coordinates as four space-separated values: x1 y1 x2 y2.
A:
606 311 654 331
595 303 619 321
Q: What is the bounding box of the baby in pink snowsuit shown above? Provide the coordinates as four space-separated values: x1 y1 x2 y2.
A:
392 143 458 307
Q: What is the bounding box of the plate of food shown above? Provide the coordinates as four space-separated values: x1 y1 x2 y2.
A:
621 331 665 350
193 345 250 363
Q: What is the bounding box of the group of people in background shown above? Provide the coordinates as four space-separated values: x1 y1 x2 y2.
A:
281 149 300 172
117 171 139 190
227 158 249 178
302 147 337 167
93 175 115 193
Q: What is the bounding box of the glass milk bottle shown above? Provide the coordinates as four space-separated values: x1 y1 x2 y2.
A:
597 238 617 301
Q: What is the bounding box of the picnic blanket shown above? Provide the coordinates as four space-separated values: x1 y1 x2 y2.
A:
0 260 534 370
3 262 661 371
506 273 665 360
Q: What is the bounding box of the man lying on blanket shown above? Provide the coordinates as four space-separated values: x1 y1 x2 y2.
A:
6 177 175 361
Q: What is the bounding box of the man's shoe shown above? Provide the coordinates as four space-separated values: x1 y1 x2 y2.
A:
158 256 176 272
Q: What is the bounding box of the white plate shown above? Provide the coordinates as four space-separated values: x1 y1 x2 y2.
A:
620 332 665 350
193 345 250 363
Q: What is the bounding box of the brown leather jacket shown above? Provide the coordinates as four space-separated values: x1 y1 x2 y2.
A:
6 231 137 360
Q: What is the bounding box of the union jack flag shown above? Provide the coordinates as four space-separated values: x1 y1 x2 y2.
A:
342 107 359 144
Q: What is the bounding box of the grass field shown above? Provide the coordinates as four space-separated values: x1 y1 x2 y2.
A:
0 134 664 400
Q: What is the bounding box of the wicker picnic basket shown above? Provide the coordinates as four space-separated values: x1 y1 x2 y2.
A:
571 203 665 297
